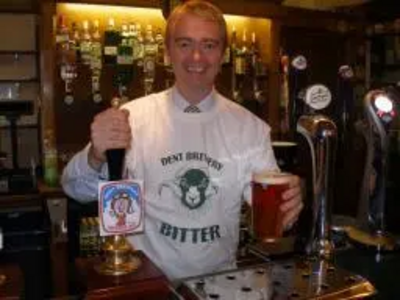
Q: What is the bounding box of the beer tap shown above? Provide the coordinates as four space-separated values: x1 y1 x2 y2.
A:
297 115 337 259
296 84 337 260
348 89 399 252
336 65 355 151
289 55 308 135
95 97 141 276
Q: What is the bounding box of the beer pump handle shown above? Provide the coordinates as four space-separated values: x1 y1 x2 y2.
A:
289 55 308 136
106 97 125 181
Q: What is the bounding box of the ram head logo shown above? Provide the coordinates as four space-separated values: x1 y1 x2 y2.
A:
159 168 218 210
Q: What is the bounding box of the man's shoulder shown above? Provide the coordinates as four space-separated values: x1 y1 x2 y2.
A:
121 90 169 112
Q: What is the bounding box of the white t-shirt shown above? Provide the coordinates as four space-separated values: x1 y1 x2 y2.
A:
62 87 278 280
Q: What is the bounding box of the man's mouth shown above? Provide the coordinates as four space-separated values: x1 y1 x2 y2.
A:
186 66 205 73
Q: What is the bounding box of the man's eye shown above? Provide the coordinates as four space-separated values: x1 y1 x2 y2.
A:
202 42 218 51
177 41 191 49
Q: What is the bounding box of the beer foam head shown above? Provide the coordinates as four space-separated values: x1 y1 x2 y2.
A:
272 141 297 147
253 172 292 185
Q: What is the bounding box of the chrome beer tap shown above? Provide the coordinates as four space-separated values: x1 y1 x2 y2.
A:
348 88 399 251
297 115 337 259
296 83 337 259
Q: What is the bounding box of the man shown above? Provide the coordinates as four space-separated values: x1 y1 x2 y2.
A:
62 0 303 280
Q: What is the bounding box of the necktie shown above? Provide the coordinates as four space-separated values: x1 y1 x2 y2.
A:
184 105 201 113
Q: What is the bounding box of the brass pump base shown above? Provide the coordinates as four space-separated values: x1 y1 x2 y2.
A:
94 235 141 276
347 227 398 252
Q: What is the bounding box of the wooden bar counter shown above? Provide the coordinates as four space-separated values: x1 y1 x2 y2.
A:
76 251 171 300
1 183 400 299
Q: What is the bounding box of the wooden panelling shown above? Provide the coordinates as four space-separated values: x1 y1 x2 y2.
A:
0 14 37 51
0 54 37 80
39 1 57 154
0 0 38 12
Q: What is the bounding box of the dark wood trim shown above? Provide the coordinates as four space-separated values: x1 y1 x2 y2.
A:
0 8 38 14
0 50 38 55
0 78 39 83
55 0 160 9
0 193 42 211
0 124 38 130
55 0 365 29
267 19 281 138
39 1 57 154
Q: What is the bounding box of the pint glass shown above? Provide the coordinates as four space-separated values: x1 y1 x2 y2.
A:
252 172 292 241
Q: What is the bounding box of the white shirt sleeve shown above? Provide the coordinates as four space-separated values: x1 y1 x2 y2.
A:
61 144 108 203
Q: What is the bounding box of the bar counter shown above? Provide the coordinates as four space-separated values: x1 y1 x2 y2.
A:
0 187 399 299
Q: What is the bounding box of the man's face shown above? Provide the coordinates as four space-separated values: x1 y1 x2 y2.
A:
166 13 225 99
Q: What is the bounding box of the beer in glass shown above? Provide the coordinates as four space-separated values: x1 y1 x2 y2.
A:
252 172 292 241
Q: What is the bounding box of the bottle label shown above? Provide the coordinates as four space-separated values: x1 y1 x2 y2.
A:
104 46 118 56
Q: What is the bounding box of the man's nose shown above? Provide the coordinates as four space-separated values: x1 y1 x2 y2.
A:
191 47 202 61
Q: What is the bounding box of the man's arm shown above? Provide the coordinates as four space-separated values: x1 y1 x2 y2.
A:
61 144 107 203
62 106 131 203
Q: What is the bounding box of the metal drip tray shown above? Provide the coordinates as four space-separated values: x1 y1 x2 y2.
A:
180 258 375 300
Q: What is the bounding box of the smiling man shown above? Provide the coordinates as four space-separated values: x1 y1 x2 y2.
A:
62 0 303 281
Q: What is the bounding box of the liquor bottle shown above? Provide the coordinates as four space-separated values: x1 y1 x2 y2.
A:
91 20 103 103
43 129 59 187
55 15 70 65
143 24 158 95
117 24 134 65
136 24 145 67
223 26 235 65
233 29 248 103
235 29 248 77
90 20 102 70
70 22 81 64
230 26 238 64
116 24 134 103
55 15 69 50
80 20 92 66
56 16 77 105
103 18 121 65
249 32 260 77
128 23 139 62
229 27 238 100
154 27 166 66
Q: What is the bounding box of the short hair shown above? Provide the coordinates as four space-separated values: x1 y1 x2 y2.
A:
165 0 228 52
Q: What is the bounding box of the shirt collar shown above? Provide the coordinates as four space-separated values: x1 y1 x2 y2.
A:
171 85 216 112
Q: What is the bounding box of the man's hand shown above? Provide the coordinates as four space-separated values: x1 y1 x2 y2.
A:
280 175 304 231
88 107 131 171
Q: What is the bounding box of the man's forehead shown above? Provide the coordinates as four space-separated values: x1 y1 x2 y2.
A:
173 13 220 31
